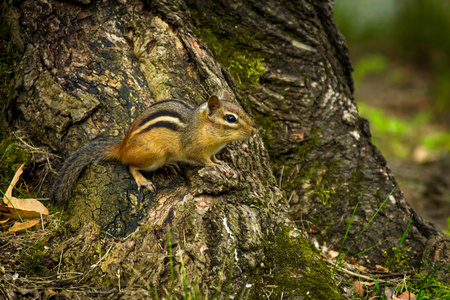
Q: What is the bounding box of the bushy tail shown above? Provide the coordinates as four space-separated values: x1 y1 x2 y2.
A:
49 140 118 205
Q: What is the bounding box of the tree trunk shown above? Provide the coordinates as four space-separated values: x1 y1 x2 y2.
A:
1 0 448 298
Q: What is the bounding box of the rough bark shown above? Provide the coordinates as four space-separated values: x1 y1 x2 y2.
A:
1 0 448 298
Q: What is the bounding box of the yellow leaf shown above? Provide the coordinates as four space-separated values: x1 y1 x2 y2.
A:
6 197 49 219
8 219 40 233
2 163 49 219
353 281 365 298
3 163 25 205
328 250 339 258
376 265 389 272
394 291 416 300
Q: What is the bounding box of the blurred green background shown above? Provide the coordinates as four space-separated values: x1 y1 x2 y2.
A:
334 0 450 233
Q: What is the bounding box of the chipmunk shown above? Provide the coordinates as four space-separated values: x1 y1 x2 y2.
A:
49 95 257 205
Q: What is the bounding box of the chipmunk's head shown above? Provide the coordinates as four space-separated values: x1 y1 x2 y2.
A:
203 95 256 142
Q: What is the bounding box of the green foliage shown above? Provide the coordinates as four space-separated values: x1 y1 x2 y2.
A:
394 0 450 115
353 54 388 86
333 0 395 45
358 103 450 160
335 0 450 116
394 0 450 71
409 267 450 300
386 214 413 271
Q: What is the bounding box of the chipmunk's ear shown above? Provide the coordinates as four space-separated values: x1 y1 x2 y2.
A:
207 95 221 116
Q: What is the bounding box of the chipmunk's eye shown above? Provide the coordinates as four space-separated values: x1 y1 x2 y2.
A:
224 114 237 123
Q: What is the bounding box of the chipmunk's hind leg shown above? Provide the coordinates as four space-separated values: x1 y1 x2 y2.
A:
129 166 156 192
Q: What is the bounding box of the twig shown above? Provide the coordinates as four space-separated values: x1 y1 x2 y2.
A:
57 248 64 279
85 288 118 295
78 244 114 283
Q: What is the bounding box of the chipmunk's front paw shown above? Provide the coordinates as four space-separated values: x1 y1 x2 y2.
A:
138 180 156 192
130 167 156 192
212 161 232 173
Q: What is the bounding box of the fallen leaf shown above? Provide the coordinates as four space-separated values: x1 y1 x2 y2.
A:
353 281 365 298
1 204 47 220
345 257 359 265
329 250 339 258
5 198 49 219
2 163 49 219
376 265 388 272
3 163 25 204
394 291 416 300
0 218 10 224
384 287 394 300
358 264 367 271
8 220 40 233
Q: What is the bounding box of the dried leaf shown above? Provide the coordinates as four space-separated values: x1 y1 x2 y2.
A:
0 218 10 224
353 281 365 297
4 163 25 205
8 220 40 233
5 198 49 219
358 264 367 272
329 250 339 258
345 257 359 265
394 291 416 300
2 163 49 219
376 264 388 272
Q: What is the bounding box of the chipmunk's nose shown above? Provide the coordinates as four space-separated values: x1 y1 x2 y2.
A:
251 126 257 136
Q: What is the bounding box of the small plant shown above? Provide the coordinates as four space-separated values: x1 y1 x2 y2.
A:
385 214 413 271
333 187 397 276
444 218 450 236
150 227 231 300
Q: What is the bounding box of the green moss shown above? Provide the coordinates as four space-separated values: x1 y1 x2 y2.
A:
383 246 412 271
20 240 49 276
189 5 266 87
278 131 343 207
0 138 32 192
249 226 345 299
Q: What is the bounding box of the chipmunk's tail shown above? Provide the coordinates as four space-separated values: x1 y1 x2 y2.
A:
49 140 117 205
